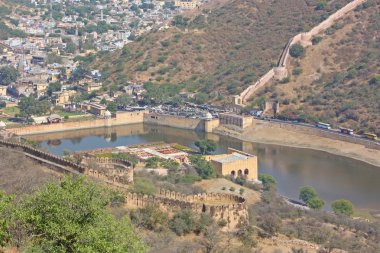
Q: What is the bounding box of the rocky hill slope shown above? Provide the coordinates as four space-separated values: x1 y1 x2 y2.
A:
250 0 379 134
92 0 351 101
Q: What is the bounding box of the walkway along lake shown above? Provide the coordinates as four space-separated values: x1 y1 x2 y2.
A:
26 123 380 212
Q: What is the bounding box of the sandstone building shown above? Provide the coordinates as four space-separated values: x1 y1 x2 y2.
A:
206 148 258 181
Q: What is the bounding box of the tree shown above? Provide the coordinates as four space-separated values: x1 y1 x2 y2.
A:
13 176 146 252
369 75 380 85
258 174 276 190
0 66 19 85
18 97 50 118
161 159 179 171
289 43 305 58
307 197 325 210
47 81 62 96
145 157 161 168
130 204 167 231
0 191 13 247
299 186 317 204
169 210 195 236
172 15 189 28
315 1 327 10
194 139 217 154
121 45 130 57
47 53 63 64
115 94 133 108
331 199 354 216
65 40 77 54
189 155 216 179
107 102 117 113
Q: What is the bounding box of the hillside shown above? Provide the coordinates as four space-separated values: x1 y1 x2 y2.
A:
0 0 30 40
249 0 379 134
92 0 351 101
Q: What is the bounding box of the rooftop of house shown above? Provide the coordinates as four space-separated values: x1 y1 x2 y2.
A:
212 152 250 163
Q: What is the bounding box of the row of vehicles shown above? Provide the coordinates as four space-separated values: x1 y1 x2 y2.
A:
316 122 378 140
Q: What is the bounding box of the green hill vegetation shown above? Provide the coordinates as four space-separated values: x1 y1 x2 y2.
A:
92 0 351 102
250 0 380 134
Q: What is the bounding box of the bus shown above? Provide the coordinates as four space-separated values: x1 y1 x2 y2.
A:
339 127 354 135
316 122 331 130
363 133 378 140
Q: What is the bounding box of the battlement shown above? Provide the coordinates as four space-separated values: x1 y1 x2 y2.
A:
126 189 248 229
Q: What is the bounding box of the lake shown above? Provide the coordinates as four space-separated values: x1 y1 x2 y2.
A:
26 123 380 211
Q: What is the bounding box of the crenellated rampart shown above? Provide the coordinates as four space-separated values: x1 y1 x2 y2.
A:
126 189 248 228
82 157 134 183
239 0 367 104
0 139 86 173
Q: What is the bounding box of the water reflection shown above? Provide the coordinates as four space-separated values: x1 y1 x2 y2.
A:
26 124 380 211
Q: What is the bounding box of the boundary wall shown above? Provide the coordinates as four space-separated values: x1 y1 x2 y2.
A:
7 112 221 135
0 140 133 189
239 0 367 104
126 189 248 228
0 139 86 173
82 157 134 183
8 111 146 135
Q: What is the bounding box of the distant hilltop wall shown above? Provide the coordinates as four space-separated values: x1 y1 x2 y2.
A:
239 0 367 104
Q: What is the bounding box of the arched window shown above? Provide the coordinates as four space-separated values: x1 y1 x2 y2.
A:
244 169 249 175
231 171 236 177
238 170 242 176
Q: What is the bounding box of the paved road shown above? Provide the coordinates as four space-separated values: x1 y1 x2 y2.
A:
256 118 380 146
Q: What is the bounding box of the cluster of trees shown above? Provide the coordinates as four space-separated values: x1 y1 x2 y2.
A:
299 186 355 215
18 97 50 118
0 21 27 40
0 176 146 252
194 139 217 154
172 15 189 28
144 157 180 171
189 155 216 179
258 174 276 191
142 82 182 105
131 204 217 236
299 186 325 210
0 66 19 85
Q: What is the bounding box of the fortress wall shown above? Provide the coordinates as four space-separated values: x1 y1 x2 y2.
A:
8 111 146 136
0 139 87 173
144 113 206 131
126 190 248 227
239 0 367 104
241 69 275 103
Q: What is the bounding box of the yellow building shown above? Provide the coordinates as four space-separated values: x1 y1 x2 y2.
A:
54 90 77 105
0 86 6 96
219 113 253 129
206 148 258 181
81 102 107 116
84 82 102 92
174 0 198 9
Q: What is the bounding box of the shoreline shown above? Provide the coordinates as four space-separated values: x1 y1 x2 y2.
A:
214 124 380 168
14 120 380 168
